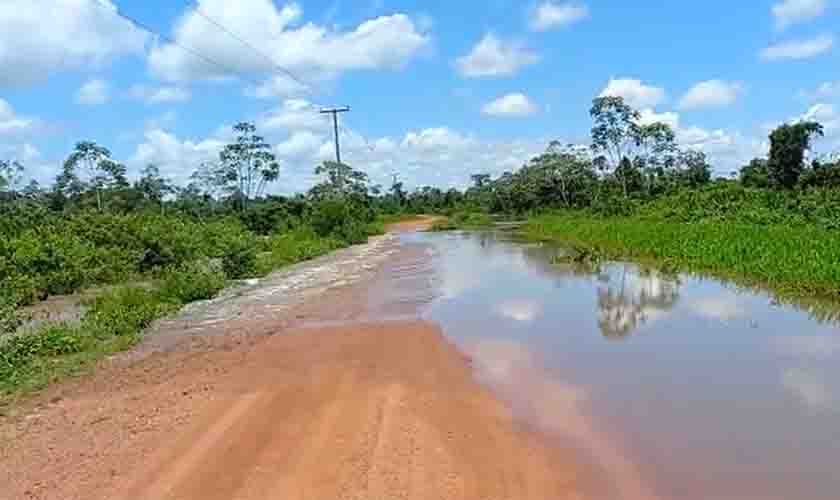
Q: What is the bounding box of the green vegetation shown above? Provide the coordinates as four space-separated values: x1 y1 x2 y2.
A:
0 123 390 404
431 211 494 231
2 95 840 403
430 97 840 300
526 211 840 299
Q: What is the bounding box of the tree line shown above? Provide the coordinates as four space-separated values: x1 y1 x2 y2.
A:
1 95 838 220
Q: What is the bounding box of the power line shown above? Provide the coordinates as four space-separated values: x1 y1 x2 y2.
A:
339 123 377 153
184 1 316 93
93 0 269 89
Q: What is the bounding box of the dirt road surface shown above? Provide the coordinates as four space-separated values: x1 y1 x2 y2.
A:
0 216 586 500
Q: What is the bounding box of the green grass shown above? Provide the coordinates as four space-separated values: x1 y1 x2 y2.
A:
0 286 179 407
431 212 493 231
525 213 840 300
255 229 344 276
0 230 355 408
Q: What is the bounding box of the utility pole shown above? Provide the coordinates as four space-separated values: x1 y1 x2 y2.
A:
320 106 350 164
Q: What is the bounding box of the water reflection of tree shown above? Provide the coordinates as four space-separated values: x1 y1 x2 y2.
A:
518 241 840 332
520 244 682 339
597 265 680 340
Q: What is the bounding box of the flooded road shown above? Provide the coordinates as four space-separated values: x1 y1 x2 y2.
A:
4 223 839 500
411 229 840 500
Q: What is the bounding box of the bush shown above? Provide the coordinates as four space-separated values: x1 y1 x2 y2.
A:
0 271 39 307
160 260 226 304
255 228 341 275
310 198 373 244
0 286 177 392
0 324 83 382
84 287 174 339
221 240 257 279
1 299 20 336
526 213 840 299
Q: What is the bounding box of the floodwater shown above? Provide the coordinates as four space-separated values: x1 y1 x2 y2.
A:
409 230 840 500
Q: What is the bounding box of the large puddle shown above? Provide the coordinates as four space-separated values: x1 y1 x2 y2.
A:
409 230 840 500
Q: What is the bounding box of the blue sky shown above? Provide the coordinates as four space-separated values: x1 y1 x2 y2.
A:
1 0 838 192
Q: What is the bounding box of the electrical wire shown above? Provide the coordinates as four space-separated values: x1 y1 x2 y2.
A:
184 1 317 93
93 0 270 89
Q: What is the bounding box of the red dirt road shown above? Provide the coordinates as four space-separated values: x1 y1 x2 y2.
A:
0 218 586 500
122 323 581 500
1 323 584 500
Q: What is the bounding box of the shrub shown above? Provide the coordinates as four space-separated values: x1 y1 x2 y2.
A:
221 240 258 279
0 298 20 336
84 287 173 339
309 198 373 244
0 272 39 307
255 229 341 275
160 260 226 304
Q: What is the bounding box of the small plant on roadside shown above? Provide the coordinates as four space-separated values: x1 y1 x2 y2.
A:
160 260 226 304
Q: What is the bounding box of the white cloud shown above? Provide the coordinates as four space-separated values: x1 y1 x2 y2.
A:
129 85 192 104
0 99 36 135
127 94 547 195
800 102 836 122
0 142 40 163
760 35 834 61
400 127 476 150
529 1 589 32
678 80 743 110
0 0 147 87
148 0 429 84
130 128 226 184
801 81 840 100
599 78 666 109
482 93 539 117
257 99 331 132
274 130 322 157
455 34 539 78
0 142 54 184
637 108 680 129
772 0 827 30
635 107 766 175
246 75 311 99
796 103 840 137
76 79 110 105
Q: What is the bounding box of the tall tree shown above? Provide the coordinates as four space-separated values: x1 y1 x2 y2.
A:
590 96 640 175
0 159 24 194
389 175 406 208
739 158 771 188
590 97 677 197
214 122 280 210
62 141 126 211
767 121 824 189
310 161 369 200
136 164 174 214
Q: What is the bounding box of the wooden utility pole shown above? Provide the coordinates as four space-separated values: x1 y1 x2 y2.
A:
320 106 350 164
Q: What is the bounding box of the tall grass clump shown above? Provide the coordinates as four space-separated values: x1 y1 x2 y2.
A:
526 213 840 299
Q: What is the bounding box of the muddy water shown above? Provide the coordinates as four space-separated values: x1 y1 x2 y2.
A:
405 230 840 500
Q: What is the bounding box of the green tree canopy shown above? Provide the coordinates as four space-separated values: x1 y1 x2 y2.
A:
767 121 824 189
213 122 280 209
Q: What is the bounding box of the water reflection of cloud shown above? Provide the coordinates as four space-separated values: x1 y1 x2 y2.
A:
782 368 833 411
775 335 840 359
462 337 661 500
436 240 532 300
496 299 541 322
688 296 746 321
